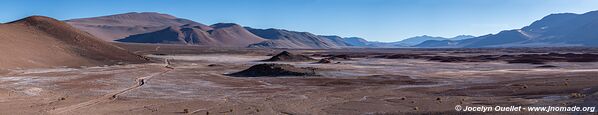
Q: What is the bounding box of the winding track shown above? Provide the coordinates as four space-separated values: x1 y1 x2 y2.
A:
48 65 173 114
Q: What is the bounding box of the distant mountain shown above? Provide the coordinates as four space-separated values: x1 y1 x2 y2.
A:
418 10 598 48
364 42 407 48
116 23 265 47
336 37 410 48
415 40 458 48
397 35 475 46
0 16 148 69
450 35 476 40
396 35 448 46
245 27 349 49
319 35 352 47
339 35 474 48
66 12 210 41
343 37 370 46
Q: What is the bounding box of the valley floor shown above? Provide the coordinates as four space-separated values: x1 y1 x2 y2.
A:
0 47 597 114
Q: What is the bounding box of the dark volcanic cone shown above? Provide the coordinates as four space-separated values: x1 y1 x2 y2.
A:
317 59 333 64
536 65 558 68
325 55 352 60
263 51 316 62
229 63 317 77
507 58 546 64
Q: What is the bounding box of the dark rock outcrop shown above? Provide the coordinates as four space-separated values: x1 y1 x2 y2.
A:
536 65 558 68
317 59 333 64
229 63 317 77
324 55 352 60
263 51 316 62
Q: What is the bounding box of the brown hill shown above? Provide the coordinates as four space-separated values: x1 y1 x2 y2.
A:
116 26 212 44
208 23 265 46
0 16 149 69
66 12 210 41
116 23 265 47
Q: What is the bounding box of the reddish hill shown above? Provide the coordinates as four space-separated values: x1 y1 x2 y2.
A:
66 12 210 41
0 16 149 69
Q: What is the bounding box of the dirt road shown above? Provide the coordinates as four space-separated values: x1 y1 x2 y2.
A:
48 67 172 114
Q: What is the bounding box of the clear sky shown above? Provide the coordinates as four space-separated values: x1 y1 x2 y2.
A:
1 0 598 42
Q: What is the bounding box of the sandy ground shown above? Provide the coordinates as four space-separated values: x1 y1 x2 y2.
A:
0 52 597 114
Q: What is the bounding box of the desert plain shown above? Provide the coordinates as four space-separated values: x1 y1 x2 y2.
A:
0 44 596 115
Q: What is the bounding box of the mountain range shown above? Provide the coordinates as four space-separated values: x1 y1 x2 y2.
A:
64 12 475 49
393 35 475 46
245 28 351 49
65 10 598 48
67 12 353 49
327 35 475 48
418 11 598 48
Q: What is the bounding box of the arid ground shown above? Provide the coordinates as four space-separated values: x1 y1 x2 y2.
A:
1 45 597 114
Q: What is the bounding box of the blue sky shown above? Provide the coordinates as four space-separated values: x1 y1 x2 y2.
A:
1 0 598 42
